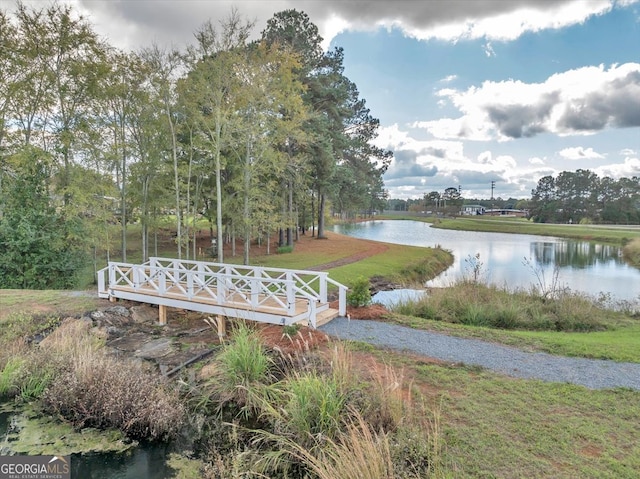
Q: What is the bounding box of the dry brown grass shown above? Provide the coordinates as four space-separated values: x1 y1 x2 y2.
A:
38 318 185 440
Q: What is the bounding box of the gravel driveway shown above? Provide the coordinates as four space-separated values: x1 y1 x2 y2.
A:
320 317 640 390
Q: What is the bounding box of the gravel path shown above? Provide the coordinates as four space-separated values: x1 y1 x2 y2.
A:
319 317 640 390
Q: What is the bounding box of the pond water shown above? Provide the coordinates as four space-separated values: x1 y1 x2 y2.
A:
332 220 640 304
0 406 175 479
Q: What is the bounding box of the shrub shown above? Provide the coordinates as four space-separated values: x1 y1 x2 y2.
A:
277 245 294 254
347 276 371 307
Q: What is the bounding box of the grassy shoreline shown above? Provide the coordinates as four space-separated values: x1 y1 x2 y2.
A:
374 212 640 245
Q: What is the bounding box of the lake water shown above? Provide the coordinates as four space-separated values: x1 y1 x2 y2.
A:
332 220 640 304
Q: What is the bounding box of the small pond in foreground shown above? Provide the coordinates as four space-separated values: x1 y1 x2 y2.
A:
332 220 640 305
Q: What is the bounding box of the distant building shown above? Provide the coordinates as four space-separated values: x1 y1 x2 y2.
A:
461 204 485 215
484 208 528 218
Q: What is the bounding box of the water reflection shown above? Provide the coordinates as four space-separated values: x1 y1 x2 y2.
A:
331 220 640 303
531 241 621 268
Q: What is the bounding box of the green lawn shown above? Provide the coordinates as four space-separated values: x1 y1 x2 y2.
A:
387 314 640 363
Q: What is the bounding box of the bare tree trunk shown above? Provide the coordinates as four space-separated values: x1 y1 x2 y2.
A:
317 190 326 239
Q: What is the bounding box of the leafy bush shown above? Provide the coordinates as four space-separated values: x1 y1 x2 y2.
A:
347 276 371 307
277 245 294 254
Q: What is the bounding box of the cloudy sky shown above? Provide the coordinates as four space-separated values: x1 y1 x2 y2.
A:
12 0 640 199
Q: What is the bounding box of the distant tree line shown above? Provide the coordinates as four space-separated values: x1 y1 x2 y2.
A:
387 169 639 225
0 4 390 288
529 169 639 224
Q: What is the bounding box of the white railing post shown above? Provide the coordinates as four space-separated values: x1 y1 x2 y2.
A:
198 262 205 287
133 266 140 289
186 270 194 299
108 263 115 288
217 272 227 304
287 278 296 315
308 299 317 328
339 286 347 316
158 270 166 294
251 268 261 308
97 268 106 296
319 273 327 302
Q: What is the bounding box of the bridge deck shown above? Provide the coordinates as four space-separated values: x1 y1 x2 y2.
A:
98 258 347 328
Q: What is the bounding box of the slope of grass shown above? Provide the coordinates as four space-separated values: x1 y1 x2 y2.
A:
419 362 640 478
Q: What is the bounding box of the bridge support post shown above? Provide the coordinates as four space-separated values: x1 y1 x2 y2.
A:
159 305 167 325
216 314 226 340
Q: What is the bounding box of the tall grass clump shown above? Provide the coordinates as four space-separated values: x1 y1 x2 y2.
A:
255 407 444 479
271 371 347 446
359 364 411 432
36 318 185 440
0 358 24 399
391 282 633 332
202 322 274 419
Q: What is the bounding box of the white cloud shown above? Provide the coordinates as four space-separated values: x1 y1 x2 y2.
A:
483 42 496 57
559 147 605 160
413 63 640 141
15 0 637 53
367 0 618 43
440 74 458 83
529 157 546 165
594 156 640 178
620 148 637 156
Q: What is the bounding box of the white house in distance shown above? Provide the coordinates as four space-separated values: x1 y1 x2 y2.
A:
461 204 485 215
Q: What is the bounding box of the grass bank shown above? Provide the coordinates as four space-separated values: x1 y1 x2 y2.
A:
409 352 640 478
623 237 640 268
388 281 640 362
241 231 453 288
374 212 640 244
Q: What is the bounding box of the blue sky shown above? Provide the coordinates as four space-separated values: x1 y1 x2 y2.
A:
14 0 640 199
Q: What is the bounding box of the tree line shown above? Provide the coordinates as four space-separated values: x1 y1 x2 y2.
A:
389 169 639 225
0 4 390 288
529 169 640 224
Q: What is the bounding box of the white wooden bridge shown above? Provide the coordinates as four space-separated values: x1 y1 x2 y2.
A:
97 257 347 329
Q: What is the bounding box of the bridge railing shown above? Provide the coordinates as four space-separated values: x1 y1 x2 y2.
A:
97 257 348 324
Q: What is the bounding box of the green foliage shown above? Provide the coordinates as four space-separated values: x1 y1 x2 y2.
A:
347 276 371 307
393 281 634 333
206 323 273 418
0 148 89 289
276 245 294 254
279 371 347 445
282 323 301 338
0 358 24 399
19 371 53 401
530 170 639 224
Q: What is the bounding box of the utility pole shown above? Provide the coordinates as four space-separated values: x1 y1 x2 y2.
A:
491 180 495 201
